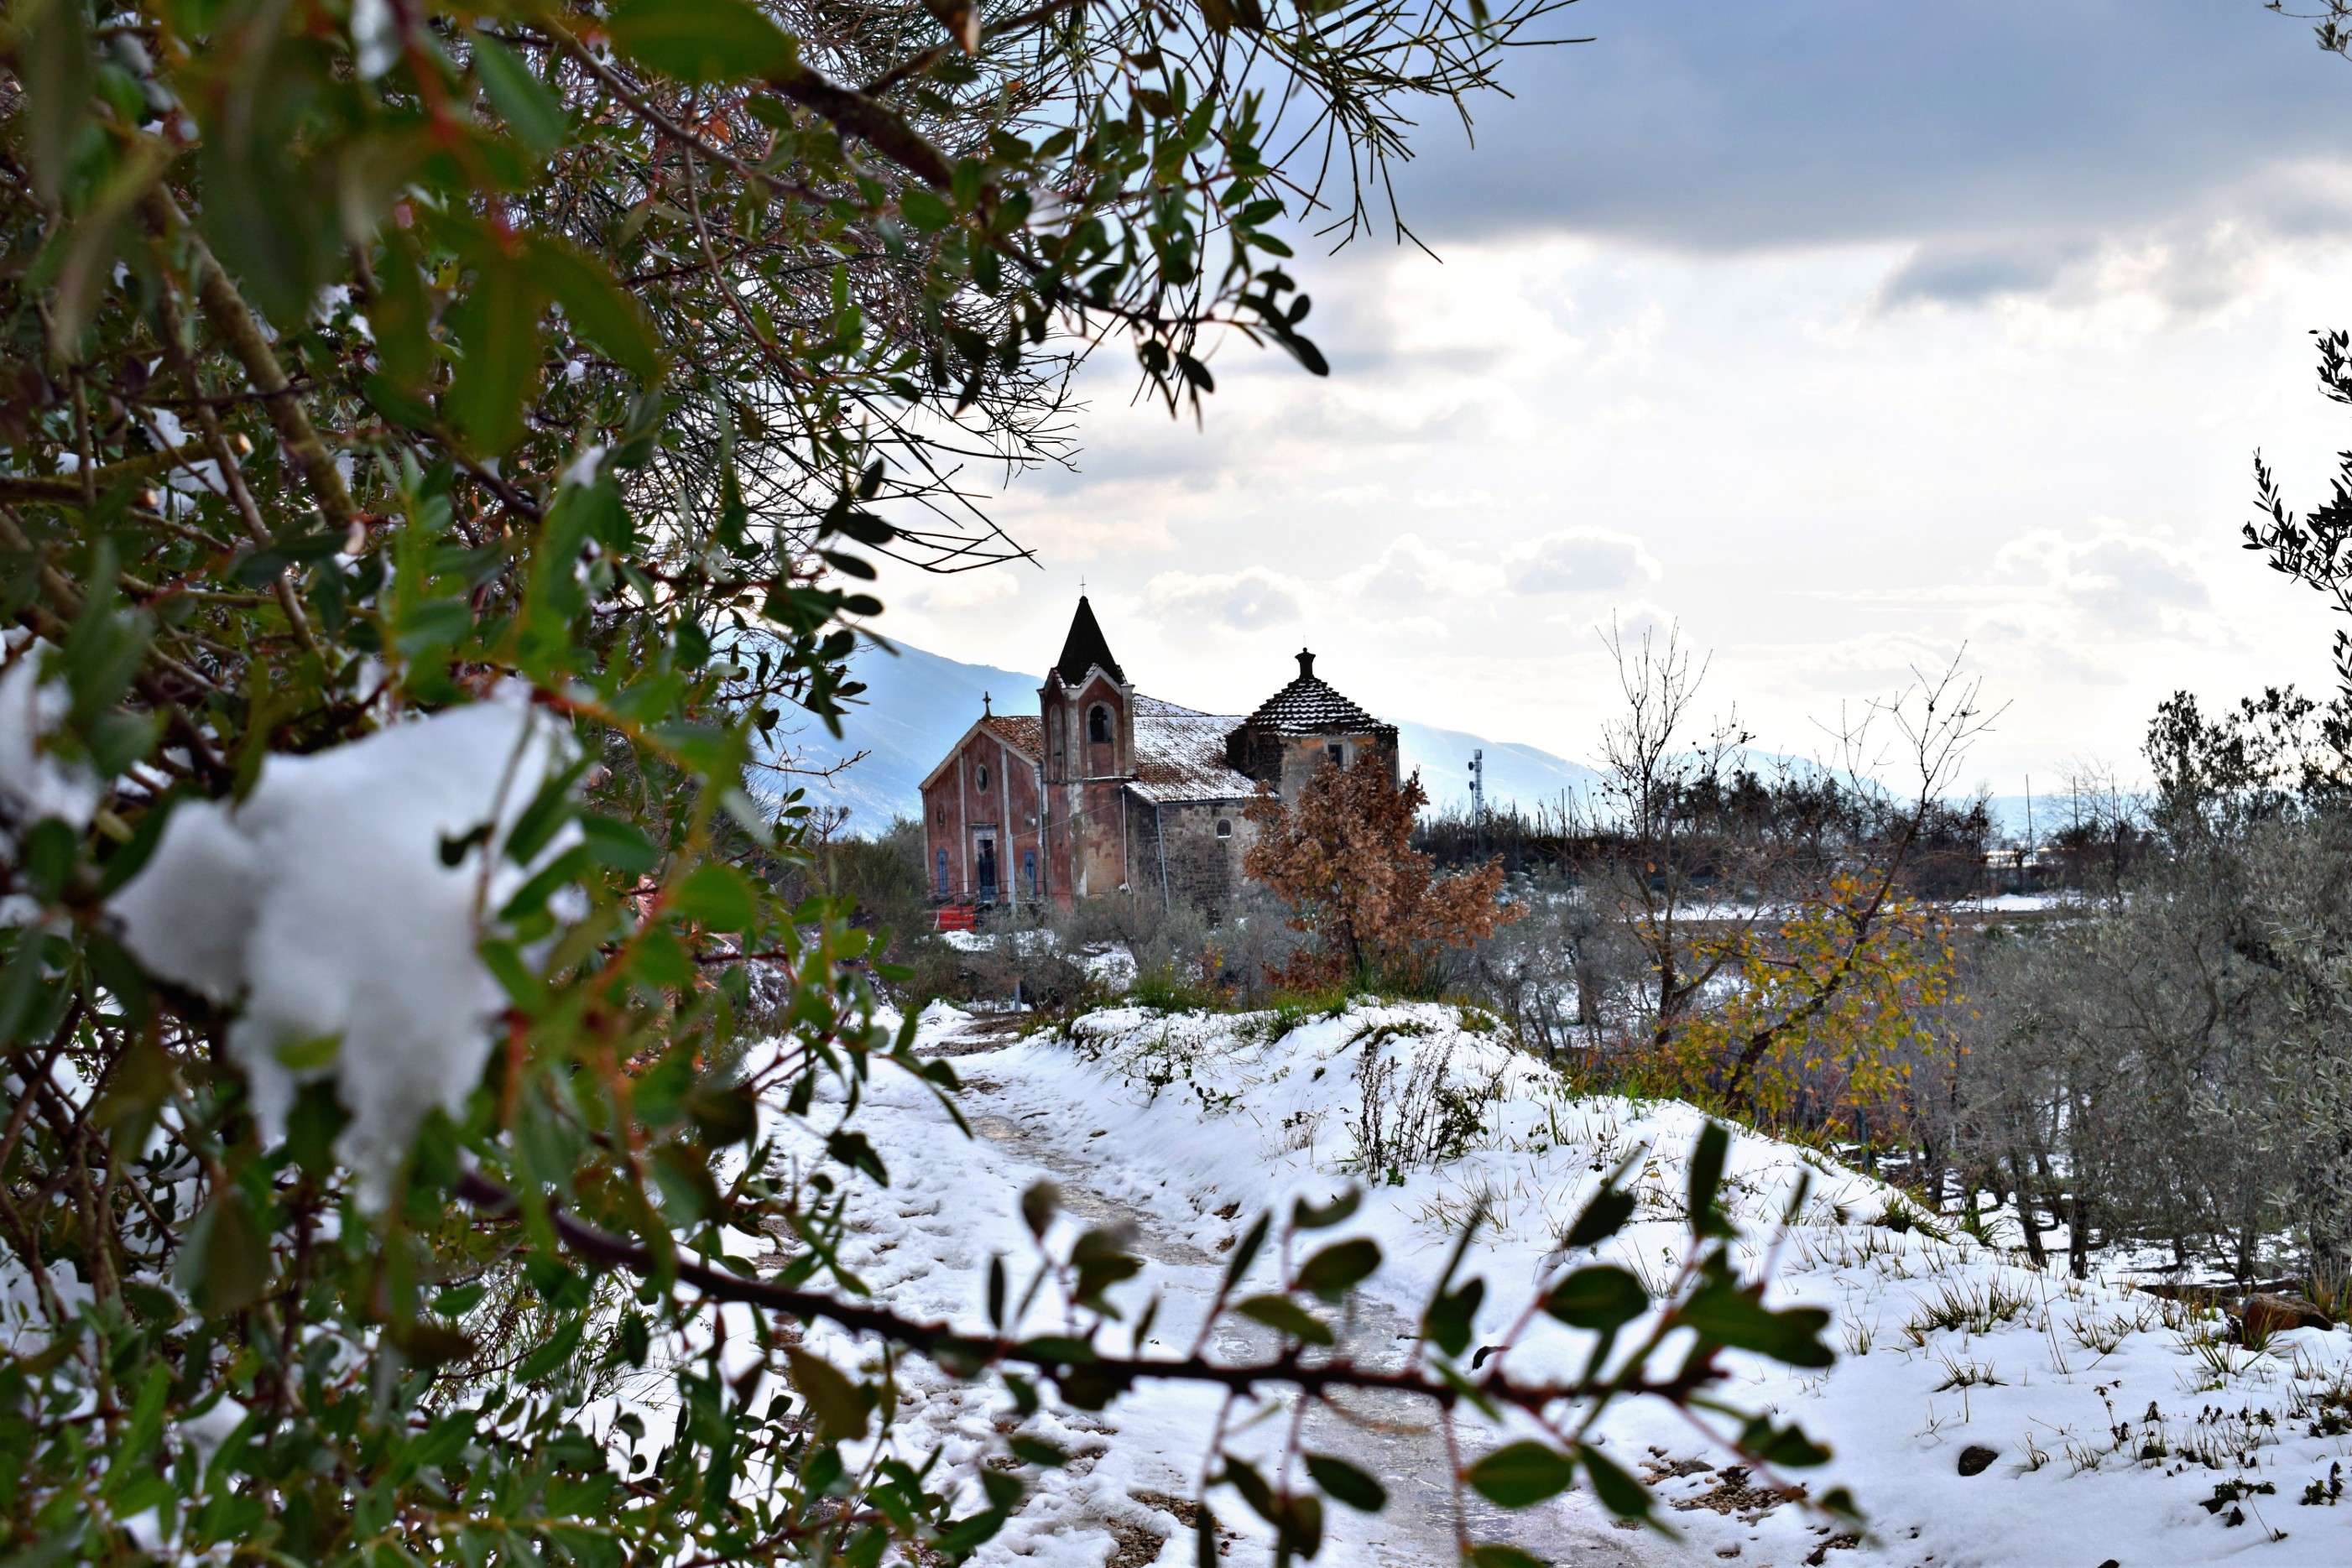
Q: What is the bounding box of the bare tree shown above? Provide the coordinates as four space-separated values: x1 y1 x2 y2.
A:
1705 660 1999 1112
1590 623 1762 1047
1583 627 1996 1122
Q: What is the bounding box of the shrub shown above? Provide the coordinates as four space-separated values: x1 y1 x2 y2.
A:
1245 761 1523 993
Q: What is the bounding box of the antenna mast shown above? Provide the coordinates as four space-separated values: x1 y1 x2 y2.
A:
1469 749 1485 857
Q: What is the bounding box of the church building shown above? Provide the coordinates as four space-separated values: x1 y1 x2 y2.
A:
919 597 1397 917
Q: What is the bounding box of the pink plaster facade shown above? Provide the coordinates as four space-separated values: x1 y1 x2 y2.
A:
920 599 1394 920
919 715 1048 907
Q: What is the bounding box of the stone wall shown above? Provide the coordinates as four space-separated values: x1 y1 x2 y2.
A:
1226 727 1401 802
1127 797 1254 917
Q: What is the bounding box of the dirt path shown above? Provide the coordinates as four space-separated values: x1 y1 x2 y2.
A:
967 1107 1687 1567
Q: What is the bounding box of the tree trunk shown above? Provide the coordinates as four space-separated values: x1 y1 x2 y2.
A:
2009 1149 2047 1268
2031 1148 2074 1276
1651 940 1678 1050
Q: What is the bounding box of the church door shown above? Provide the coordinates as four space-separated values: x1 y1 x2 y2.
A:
974 833 998 904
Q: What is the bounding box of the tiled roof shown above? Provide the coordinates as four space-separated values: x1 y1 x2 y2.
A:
981 714 1041 757
1128 706 1257 804
1239 651 1388 736
1053 596 1125 685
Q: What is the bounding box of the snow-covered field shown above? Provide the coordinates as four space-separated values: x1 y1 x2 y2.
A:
725 1000 2352 1567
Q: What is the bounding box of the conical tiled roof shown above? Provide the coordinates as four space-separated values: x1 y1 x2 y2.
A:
1052 596 1124 685
1240 649 1384 734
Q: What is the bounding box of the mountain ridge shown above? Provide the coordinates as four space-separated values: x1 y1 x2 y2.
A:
758 638 2046 841
759 638 1606 831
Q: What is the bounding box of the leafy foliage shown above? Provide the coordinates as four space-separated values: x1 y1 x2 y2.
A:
1663 872 1958 1140
0 0 1850 1561
1244 758 1523 993
1948 693 2352 1284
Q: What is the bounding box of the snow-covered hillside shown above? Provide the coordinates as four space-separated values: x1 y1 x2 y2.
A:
721 1002 2352 1567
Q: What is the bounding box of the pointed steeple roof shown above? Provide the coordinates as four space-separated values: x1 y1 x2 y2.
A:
1053 595 1125 685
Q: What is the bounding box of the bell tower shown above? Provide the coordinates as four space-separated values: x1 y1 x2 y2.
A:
1037 596 1134 899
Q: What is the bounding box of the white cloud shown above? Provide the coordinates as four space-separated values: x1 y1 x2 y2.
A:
1874 163 2352 326
1556 600 1683 652
913 568 1021 612
1988 516 2220 640
1143 566 1305 631
1341 534 1505 606
1759 630 1974 699
1961 605 2134 686
872 213 2352 792
1505 527 1662 595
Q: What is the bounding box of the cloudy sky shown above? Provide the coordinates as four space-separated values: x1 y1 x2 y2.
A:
874 0 2352 796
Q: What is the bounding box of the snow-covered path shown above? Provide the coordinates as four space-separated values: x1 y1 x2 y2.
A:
748 999 2352 1567
959 1097 1673 1567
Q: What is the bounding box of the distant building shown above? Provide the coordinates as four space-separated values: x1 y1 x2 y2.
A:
918 596 1396 916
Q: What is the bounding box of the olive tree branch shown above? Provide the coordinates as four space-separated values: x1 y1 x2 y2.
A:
451 1168 1718 1415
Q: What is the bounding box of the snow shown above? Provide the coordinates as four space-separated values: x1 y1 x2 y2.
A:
1960 891 2076 914
349 0 397 78
111 696 576 1207
740 999 2352 1567
0 644 99 832
1081 945 1136 985
937 931 1139 987
132 408 226 502
941 928 1055 955
562 442 607 487
177 1394 248 1465
1237 664 1385 737
0 1254 90 1354
1126 708 1256 803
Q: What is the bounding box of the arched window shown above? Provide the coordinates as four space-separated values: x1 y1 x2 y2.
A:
1023 849 1037 898
935 848 949 894
1215 818 1233 839
976 763 989 790
1088 704 1112 744
1049 708 1064 766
